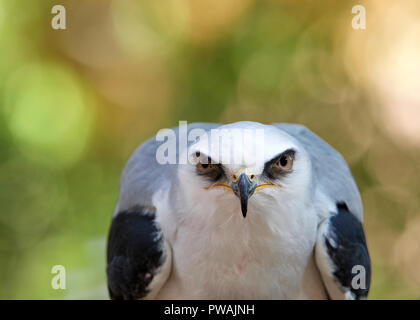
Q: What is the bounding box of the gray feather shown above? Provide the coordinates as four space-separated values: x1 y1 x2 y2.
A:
274 123 363 221
115 122 220 214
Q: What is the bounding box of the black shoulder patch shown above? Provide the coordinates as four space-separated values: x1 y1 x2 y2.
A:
106 206 164 300
325 202 371 299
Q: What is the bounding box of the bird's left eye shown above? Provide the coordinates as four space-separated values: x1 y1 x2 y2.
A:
274 154 294 171
266 150 295 176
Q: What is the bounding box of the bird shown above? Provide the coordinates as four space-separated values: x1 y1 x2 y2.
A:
106 121 371 300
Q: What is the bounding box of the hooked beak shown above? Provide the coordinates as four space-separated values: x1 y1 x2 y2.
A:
230 173 257 218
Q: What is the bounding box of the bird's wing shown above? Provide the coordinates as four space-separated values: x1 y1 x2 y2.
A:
314 202 371 299
274 123 370 299
107 122 220 299
107 206 172 299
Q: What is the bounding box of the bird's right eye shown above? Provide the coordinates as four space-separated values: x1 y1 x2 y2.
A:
196 161 217 173
195 157 224 181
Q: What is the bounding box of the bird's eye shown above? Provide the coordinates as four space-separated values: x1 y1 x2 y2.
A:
266 150 295 176
195 157 224 181
197 162 212 171
274 155 294 171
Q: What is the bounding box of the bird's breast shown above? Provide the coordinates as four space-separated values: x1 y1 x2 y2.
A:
158 203 318 299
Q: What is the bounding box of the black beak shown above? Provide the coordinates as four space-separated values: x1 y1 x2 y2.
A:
231 173 257 218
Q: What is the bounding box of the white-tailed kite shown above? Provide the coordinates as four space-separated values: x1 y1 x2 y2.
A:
107 122 371 299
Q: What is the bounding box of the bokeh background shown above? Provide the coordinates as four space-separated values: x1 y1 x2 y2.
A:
0 0 419 299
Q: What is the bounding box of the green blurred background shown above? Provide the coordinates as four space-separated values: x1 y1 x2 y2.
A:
0 0 419 299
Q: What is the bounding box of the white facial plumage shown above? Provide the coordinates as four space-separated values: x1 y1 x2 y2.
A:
178 121 314 223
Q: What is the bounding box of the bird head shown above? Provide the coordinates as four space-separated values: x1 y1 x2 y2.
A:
180 122 313 219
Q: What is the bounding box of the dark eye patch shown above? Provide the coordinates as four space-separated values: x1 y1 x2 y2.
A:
195 154 225 182
263 149 296 179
